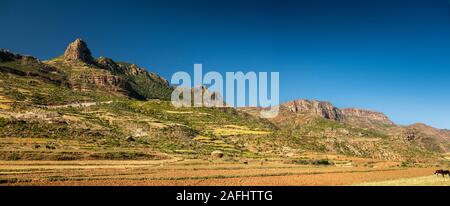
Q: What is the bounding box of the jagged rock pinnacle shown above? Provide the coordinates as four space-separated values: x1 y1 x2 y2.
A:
63 38 94 63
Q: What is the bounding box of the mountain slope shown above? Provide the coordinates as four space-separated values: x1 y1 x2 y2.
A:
0 40 276 160
1 40 449 163
240 99 450 160
1 39 173 104
51 38 173 100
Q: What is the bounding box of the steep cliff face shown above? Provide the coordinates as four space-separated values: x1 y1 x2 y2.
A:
340 108 394 126
283 99 342 120
63 38 95 64
280 99 394 127
69 73 128 91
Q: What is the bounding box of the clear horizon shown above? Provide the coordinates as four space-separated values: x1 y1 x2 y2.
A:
1 0 450 129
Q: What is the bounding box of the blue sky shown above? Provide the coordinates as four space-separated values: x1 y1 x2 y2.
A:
1 0 450 129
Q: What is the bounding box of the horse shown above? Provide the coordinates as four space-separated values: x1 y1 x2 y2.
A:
434 169 450 177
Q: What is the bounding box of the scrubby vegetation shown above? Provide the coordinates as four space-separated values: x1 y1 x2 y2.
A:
0 48 447 163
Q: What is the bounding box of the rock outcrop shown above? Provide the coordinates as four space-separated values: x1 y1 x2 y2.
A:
96 56 118 71
0 49 40 64
96 56 168 84
283 99 342 120
340 108 394 125
53 38 173 99
63 38 94 64
95 56 172 99
69 73 129 92
280 99 394 126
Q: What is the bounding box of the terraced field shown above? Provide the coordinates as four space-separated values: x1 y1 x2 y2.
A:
0 157 445 186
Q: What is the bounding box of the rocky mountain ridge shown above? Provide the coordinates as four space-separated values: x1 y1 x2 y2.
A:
241 99 450 157
281 99 394 126
1 39 173 101
1 39 449 162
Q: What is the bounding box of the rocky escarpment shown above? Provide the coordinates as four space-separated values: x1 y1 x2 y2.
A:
69 73 128 92
63 38 95 64
340 108 394 126
281 99 394 126
283 99 342 120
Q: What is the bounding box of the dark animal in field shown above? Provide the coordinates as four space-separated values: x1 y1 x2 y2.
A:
434 169 450 177
243 161 248 165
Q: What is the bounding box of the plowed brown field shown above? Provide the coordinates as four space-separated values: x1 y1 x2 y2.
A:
0 158 444 186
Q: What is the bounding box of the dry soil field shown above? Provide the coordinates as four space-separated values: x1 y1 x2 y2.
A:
1 156 448 186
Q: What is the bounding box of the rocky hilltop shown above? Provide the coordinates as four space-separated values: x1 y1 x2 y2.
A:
340 108 394 126
63 38 95 64
241 99 450 159
281 99 393 126
0 39 173 101
55 39 172 100
283 99 341 120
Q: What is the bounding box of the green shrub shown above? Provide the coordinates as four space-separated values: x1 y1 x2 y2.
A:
56 154 78 161
31 93 48 105
7 153 21 160
312 159 333 165
47 176 69 182
400 160 414 167
6 89 27 101
289 158 333 166
291 159 310 165
0 178 19 184
0 117 7 127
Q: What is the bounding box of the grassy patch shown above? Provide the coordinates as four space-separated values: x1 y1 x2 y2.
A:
357 175 450 186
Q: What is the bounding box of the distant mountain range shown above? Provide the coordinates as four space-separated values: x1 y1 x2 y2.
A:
0 39 448 162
